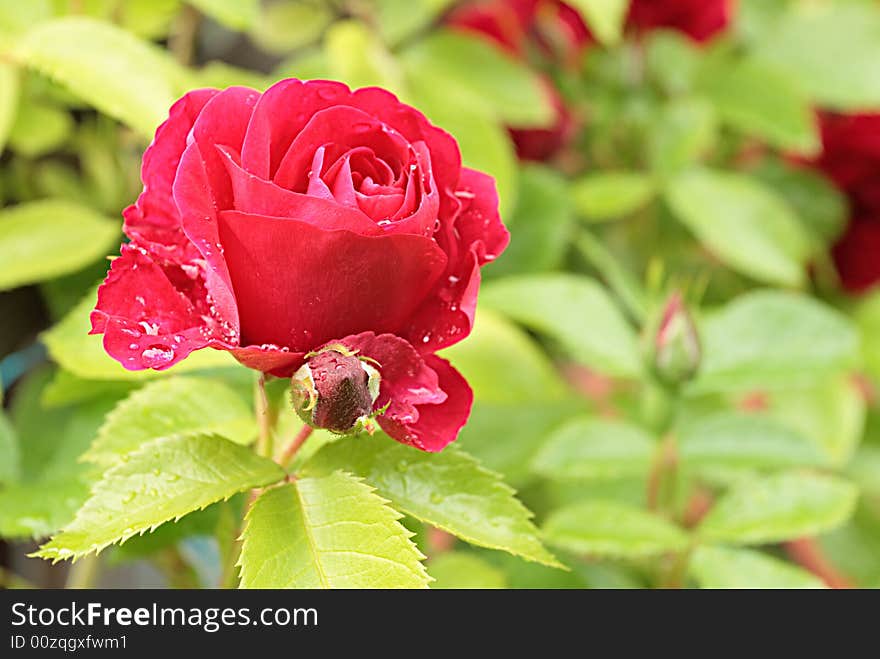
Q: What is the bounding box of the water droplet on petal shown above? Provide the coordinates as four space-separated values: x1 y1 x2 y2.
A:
141 345 175 367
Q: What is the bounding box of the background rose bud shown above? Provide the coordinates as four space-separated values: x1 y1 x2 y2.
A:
650 292 701 386
627 0 735 43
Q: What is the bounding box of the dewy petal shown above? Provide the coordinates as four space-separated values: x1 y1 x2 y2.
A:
378 354 473 452
230 345 307 378
90 244 220 371
123 88 218 263
404 167 509 353
217 210 447 351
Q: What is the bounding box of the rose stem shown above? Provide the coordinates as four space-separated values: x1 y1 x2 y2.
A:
254 374 273 459
279 426 314 470
785 537 854 589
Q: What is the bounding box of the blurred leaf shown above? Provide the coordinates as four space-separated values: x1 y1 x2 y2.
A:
42 370 138 408
678 412 827 471
645 31 700 94
648 98 716 176
187 0 259 30
0 369 119 539
36 434 284 561
0 0 52 38
14 17 179 137
43 286 236 381
193 61 270 91
690 546 824 589
481 274 643 377
752 160 847 248
239 473 429 589
8 99 72 156
0 61 18 154
697 56 818 154
306 434 562 567
542 500 690 559
441 309 567 403
401 29 553 128
692 290 860 393
666 168 812 286
488 165 573 277
323 20 403 91
532 416 656 481
117 0 181 39
371 0 455 45
575 231 648 322
753 2 880 110
429 552 507 589
766 377 866 468
0 410 20 485
0 200 118 291
698 472 859 545
570 0 628 46
572 171 655 222
86 376 254 467
249 0 331 54
857 290 880 382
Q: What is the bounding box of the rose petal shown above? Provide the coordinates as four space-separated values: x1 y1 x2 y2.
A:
231 345 307 378
217 210 447 351
123 88 218 263
91 244 216 371
217 145 383 235
240 79 352 179
832 217 880 294
378 354 473 452
404 167 508 353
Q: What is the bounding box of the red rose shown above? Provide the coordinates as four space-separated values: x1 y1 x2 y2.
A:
91 79 509 451
627 0 735 43
447 0 592 161
811 112 880 293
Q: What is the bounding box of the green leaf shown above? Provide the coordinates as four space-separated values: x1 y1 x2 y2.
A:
752 159 847 247
645 31 700 94
0 61 18 154
569 0 628 46
690 546 825 589
42 286 236 381
86 377 254 467
532 416 656 480
572 172 656 222
401 29 553 128
249 0 333 54
187 0 259 30
0 411 20 485
857 290 880 383
575 231 648 322
371 0 455 45
692 290 859 393
765 377 866 468
239 473 429 588
698 472 859 546
8 99 72 157
697 57 819 154
0 369 123 539
429 552 506 589
440 309 567 404
0 0 52 38
35 434 284 561
677 412 827 471
542 500 690 559
648 98 716 176
665 168 812 286
753 3 880 110
488 164 574 277
305 434 561 567
14 17 179 137
0 200 118 291
323 20 403 92
480 274 643 377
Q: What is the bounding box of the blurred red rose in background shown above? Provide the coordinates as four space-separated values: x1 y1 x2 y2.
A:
812 112 880 293
91 78 509 450
627 0 735 43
